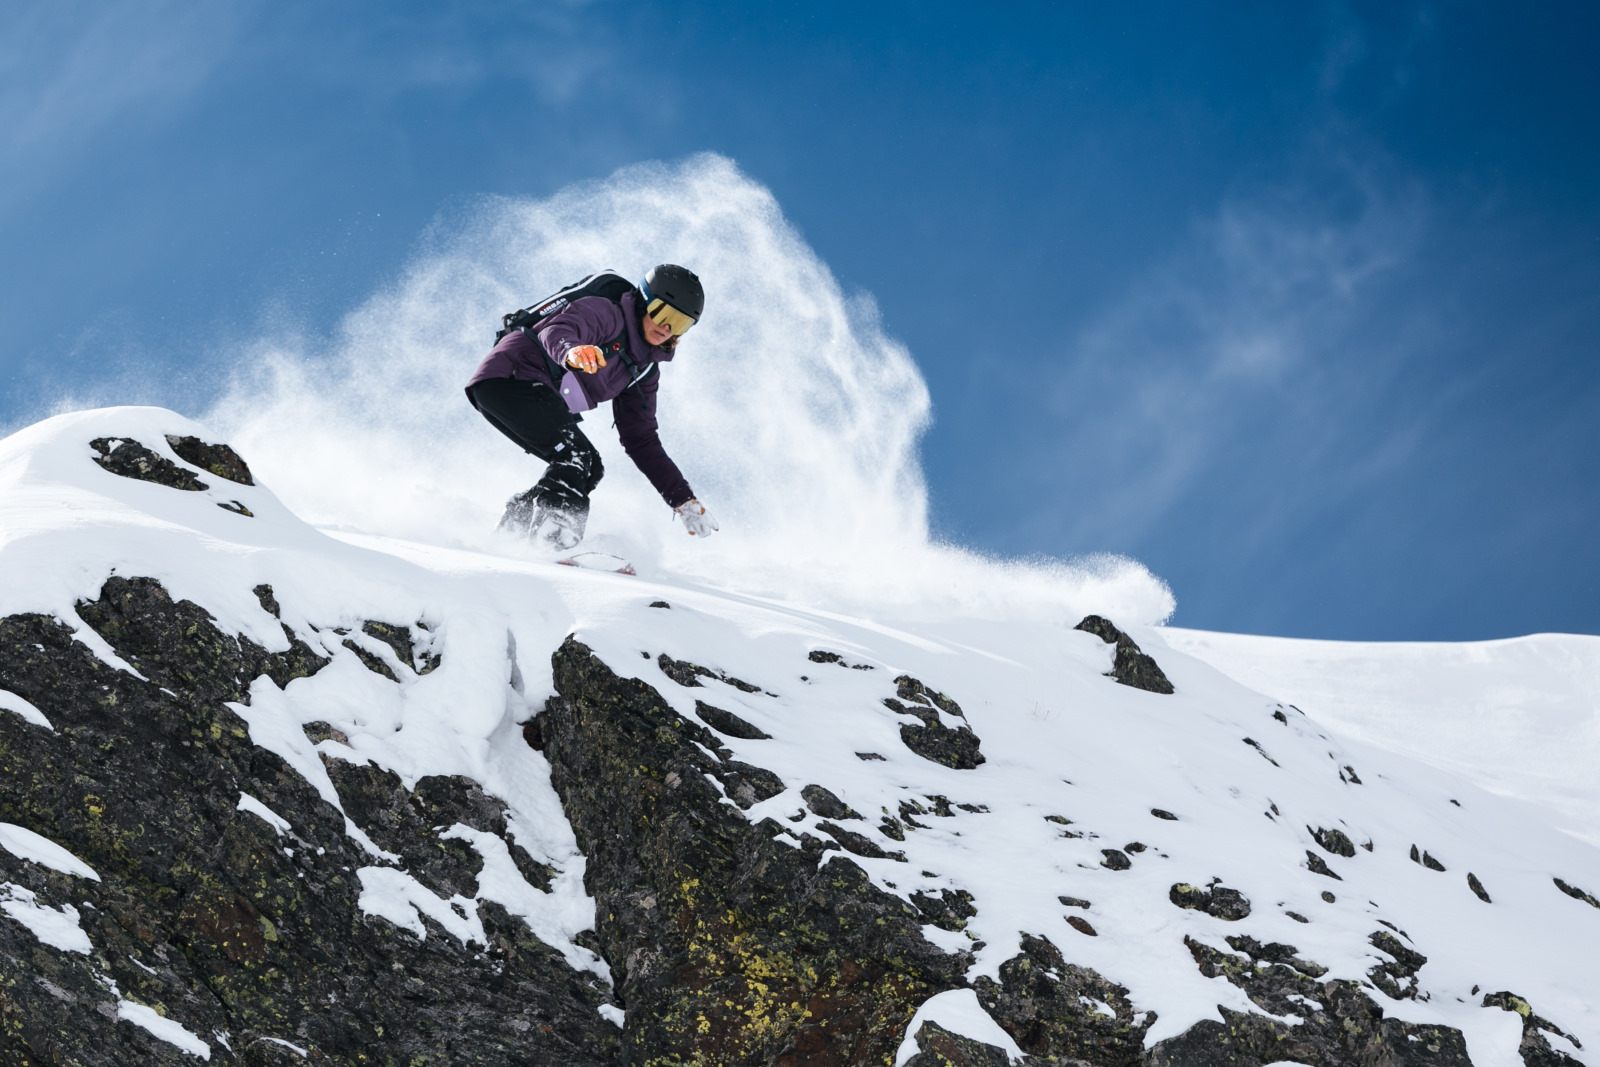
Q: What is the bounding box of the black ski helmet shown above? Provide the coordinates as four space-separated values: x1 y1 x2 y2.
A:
640 264 704 320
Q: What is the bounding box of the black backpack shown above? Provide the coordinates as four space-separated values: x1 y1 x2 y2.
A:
495 270 634 343
495 270 657 409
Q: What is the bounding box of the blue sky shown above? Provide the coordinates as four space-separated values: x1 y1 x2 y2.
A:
3 0 1596 640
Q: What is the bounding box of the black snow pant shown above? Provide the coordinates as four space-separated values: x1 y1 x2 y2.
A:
468 378 605 515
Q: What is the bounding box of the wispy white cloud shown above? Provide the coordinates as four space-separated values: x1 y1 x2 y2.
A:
1027 151 1435 550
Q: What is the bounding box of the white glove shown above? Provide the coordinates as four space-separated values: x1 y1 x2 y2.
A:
674 498 718 537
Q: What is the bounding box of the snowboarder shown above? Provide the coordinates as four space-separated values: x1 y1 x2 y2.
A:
465 264 717 551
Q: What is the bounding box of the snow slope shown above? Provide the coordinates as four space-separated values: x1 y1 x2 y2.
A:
1165 629 1600 849
2 406 1596 1065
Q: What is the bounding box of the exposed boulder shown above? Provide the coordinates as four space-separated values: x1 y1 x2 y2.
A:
810 650 874 670
1073 616 1174 694
89 436 207 491
696 700 771 740
1154 935 1471 1067
1483 991 1587 1067
884 693 986 769
895 675 967 718
904 1020 1013 1067
1169 882 1251 921
656 651 763 693
1309 825 1357 857
165 434 255 485
974 933 1153 1065
911 888 977 932
802 783 862 820
1368 929 1428 1001
1554 877 1600 909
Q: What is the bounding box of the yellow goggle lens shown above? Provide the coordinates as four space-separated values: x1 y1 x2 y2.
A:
646 298 697 337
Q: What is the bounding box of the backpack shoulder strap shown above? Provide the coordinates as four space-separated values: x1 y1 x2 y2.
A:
497 270 632 341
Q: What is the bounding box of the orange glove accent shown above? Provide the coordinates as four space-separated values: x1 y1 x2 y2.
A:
674 498 719 537
566 344 606 374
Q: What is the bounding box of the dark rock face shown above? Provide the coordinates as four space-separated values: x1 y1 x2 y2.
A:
897 717 985 770
695 700 771 740
361 620 440 675
1154 935 1472 1067
1306 850 1343 879
1310 825 1357 857
542 637 969 1066
818 820 905 861
1553 877 1600 909
1169 882 1251 921
809 650 874 671
1411 845 1448 871
895 675 966 719
656 651 763 693
904 1020 1012 1066
718 759 787 810
90 437 207 491
656 651 714 687
165 435 255 486
911 888 976 932
1483 992 1587 1067
1072 616 1174 695
1368 930 1428 1001
0 573 1553 1067
0 578 620 1065
883 699 985 771
1468 872 1493 903
882 676 985 770
1066 916 1098 936
975 933 1153 1065
802 783 862 820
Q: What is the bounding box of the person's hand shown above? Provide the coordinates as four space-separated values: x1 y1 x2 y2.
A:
675 498 718 537
565 344 606 374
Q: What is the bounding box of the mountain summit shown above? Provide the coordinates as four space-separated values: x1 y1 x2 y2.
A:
1 408 1594 1065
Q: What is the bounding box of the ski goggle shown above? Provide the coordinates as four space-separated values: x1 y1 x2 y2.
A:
644 297 697 337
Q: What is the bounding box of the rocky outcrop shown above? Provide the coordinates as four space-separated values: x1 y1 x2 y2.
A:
89 434 256 515
883 676 986 770
1168 881 1251 920
540 636 969 1065
974 933 1153 1064
164 435 255 486
90 437 208 491
0 571 1577 1067
1149 934 1470 1067
905 1020 1013 1066
0 577 619 1065
1073 616 1174 694
1483 992 1587 1067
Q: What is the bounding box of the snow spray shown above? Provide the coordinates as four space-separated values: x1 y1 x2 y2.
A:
207 154 1173 624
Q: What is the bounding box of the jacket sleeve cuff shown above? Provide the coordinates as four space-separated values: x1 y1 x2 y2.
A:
557 371 593 413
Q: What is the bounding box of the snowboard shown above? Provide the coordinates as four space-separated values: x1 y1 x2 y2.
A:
556 552 637 576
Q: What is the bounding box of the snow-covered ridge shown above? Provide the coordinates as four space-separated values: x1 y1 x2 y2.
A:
1166 628 1600 849
2 406 1596 1066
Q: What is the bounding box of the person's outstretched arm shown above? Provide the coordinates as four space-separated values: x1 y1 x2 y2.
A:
613 372 695 509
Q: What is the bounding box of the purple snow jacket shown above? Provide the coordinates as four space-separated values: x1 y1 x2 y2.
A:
466 290 693 507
